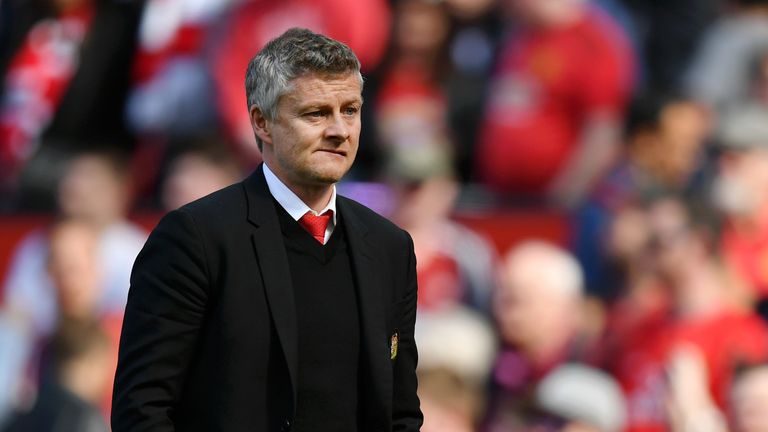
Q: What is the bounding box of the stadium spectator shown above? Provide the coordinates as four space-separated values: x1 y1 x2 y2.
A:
418 367 479 432
391 173 497 312
2 149 145 338
485 241 592 429
573 92 710 298
2 319 112 432
713 103 768 309
158 137 243 211
29 220 121 417
609 197 768 432
126 0 236 141
475 0 634 207
0 218 122 427
617 94 711 199
371 0 454 184
44 219 122 419
440 0 503 180
594 203 671 370
0 0 143 194
416 306 496 432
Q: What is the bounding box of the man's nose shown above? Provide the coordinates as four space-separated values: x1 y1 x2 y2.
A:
324 112 350 142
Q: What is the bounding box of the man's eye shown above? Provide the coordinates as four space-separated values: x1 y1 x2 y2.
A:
343 107 359 115
305 111 324 118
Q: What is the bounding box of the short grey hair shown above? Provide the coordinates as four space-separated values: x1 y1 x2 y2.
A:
245 28 363 149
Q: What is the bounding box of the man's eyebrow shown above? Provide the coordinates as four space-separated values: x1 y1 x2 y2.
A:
296 97 363 109
342 96 364 106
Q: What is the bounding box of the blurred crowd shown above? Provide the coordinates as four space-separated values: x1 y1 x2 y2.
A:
2 0 768 430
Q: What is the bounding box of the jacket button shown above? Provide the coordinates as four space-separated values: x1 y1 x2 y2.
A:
281 419 292 431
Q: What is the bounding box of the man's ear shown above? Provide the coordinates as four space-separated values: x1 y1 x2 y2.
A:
250 106 272 146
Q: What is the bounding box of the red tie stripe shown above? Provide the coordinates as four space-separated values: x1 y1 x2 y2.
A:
298 210 333 244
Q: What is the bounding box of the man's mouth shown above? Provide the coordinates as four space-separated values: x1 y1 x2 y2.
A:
317 149 347 157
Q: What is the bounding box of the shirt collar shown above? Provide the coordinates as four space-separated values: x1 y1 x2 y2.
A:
262 163 337 224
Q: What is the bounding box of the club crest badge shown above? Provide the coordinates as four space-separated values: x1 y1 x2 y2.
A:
390 331 399 360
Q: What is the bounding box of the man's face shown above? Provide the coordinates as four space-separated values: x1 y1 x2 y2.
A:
58 155 127 224
257 72 362 188
493 255 576 350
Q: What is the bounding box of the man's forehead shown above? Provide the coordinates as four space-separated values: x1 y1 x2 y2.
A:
286 72 362 97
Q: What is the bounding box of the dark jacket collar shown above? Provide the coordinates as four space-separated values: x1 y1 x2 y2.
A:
245 164 368 237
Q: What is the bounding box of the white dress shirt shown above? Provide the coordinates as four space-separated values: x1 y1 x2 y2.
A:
263 163 337 243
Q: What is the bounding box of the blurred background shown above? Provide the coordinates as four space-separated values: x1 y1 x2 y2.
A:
2 0 768 430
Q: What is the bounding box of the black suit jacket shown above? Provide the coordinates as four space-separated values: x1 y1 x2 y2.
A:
112 165 422 431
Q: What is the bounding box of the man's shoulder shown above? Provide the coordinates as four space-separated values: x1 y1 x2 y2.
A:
148 182 249 252
176 181 247 222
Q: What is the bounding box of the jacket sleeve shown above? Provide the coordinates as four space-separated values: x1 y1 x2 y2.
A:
392 231 423 431
111 209 209 431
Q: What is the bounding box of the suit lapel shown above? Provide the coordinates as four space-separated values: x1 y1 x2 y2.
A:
338 198 393 423
244 165 299 410
243 168 393 423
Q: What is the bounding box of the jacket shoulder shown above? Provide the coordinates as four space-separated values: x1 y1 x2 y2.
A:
176 181 247 223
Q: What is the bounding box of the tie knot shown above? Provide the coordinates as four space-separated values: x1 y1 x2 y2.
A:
298 210 333 244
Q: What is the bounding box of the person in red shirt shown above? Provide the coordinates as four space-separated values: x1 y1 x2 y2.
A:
607 197 768 432
476 0 634 207
373 0 454 183
713 105 768 302
0 0 142 196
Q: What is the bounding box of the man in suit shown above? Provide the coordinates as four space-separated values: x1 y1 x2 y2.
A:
111 28 422 431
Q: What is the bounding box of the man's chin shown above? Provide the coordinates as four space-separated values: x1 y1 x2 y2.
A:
307 165 351 185
311 173 345 185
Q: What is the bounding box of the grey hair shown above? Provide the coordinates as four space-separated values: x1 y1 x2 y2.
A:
245 28 363 150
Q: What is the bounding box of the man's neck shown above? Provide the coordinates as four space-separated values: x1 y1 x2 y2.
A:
289 184 334 213
263 162 334 212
